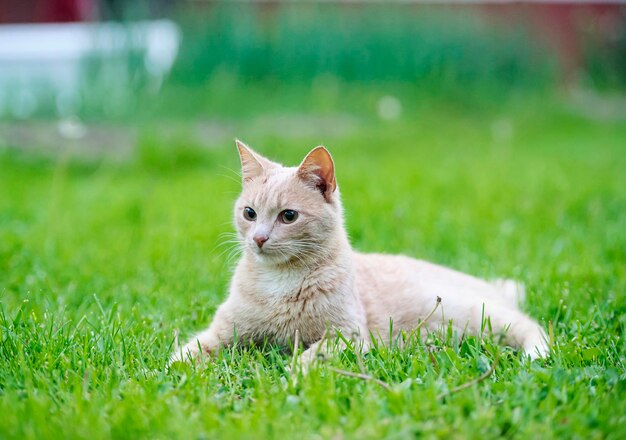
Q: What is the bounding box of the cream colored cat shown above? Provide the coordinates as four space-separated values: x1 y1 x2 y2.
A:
170 141 548 365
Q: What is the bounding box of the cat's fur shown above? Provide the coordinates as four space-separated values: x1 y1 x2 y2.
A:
170 141 548 364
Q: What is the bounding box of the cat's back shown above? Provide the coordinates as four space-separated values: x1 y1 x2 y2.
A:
352 251 429 303
352 251 518 335
351 252 433 334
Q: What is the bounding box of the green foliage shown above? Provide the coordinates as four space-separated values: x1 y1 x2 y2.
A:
1 97 625 438
172 5 554 90
582 11 626 90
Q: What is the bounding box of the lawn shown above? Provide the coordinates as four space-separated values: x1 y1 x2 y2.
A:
0 92 625 439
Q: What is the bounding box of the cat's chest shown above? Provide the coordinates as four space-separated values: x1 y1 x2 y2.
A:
237 267 346 346
255 268 304 297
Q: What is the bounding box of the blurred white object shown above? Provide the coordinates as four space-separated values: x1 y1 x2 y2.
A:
377 95 402 121
0 20 181 118
57 116 87 140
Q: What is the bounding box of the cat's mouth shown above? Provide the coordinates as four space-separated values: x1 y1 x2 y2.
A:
254 246 278 257
250 243 292 264
250 242 272 256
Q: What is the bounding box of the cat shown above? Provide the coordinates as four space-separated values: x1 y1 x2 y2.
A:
170 140 548 366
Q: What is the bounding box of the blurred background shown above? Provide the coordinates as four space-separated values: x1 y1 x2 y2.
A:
1 6 625 438
0 0 624 159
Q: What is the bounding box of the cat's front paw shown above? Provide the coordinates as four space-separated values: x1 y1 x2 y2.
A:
168 342 206 367
523 333 550 360
293 347 327 374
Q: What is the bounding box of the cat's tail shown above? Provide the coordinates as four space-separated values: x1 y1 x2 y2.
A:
490 278 526 308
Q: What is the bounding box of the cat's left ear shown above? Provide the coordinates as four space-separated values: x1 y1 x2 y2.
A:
297 146 336 202
236 139 274 183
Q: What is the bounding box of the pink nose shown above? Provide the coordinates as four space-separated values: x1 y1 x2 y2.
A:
253 234 269 248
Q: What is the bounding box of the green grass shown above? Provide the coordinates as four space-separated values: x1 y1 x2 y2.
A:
1 94 625 439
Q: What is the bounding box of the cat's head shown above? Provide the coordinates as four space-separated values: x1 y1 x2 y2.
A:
233 140 343 266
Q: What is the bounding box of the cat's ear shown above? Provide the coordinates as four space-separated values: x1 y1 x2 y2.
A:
297 146 337 202
235 139 272 183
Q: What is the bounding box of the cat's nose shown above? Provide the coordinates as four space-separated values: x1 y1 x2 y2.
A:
253 234 269 248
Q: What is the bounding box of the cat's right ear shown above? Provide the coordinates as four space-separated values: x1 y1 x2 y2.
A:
236 139 270 183
297 146 337 202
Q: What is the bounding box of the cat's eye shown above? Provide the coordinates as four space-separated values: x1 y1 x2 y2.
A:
279 210 299 224
243 207 257 221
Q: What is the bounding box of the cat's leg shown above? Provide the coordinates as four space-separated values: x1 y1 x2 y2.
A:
297 328 371 369
484 307 548 359
489 278 526 308
435 298 548 359
297 340 332 367
520 321 549 359
169 303 235 364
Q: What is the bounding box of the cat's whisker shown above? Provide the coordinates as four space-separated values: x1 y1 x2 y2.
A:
224 245 244 266
214 232 242 247
217 241 242 251
217 232 239 242
218 174 242 185
216 241 244 261
218 164 242 179
213 240 243 258
217 165 243 185
215 239 242 249
216 238 239 245
218 219 236 228
282 243 333 264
